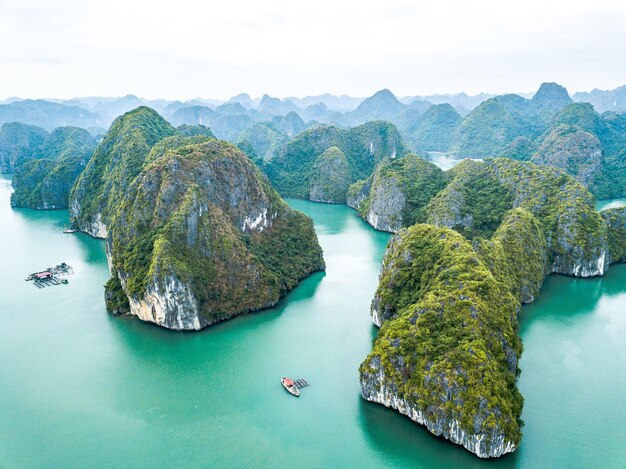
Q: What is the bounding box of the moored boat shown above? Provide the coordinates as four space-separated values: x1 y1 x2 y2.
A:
281 377 300 397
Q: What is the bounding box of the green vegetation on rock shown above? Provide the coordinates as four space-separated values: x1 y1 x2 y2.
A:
0 122 48 172
473 208 549 303
426 158 608 276
358 155 624 457
174 124 215 138
426 160 513 239
69 106 176 236
10 127 96 209
309 146 351 203
404 103 462 152
107 139 324 329
237 122 288 162
348 154 447 232
500 136 536 161
548 103 626 198
449 98 521 158
449 83 574 160
531 124 603 194
262 121 406 199
361 224 524 457
601 207 626 263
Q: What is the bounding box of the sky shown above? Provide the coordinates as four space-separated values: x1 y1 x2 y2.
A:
1 0 625 100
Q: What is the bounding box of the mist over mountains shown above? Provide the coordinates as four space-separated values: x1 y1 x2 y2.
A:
2 84 625 134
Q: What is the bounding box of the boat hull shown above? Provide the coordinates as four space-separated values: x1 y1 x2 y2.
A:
281 378 300 397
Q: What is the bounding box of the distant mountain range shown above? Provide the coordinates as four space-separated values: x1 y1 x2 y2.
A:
2 84 624 133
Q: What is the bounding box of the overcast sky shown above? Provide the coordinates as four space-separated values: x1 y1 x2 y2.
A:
1 0 625 100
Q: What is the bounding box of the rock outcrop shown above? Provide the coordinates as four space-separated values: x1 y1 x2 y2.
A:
308 146 351 203
69 107 176 237
106 139 324 330
360 157 621 458
426 159 609 277
531 124 603 191
500 136 536 161
347 154 446 232
449 82 574 159
601 207 626 263
237 122 289 162
449 98 521 158
362 225 523 458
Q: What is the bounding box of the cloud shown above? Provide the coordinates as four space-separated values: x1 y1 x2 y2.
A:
0 0 625 99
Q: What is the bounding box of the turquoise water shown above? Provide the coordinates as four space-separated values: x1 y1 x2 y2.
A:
597 198 626 211
1 175 625 468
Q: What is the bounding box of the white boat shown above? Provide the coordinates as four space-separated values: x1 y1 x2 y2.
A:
281 377 300 397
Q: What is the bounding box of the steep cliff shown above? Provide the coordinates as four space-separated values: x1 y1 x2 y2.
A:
11 127 96 209
69 106 176 237
360 158 619 458
601 207 626 263
347 154 447 232
308 146 351 203
427 159 608 277
106 139 324 330
362 225 523 458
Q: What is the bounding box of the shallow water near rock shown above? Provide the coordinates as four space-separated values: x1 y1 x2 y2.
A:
0 174 624 468
597 198 626 211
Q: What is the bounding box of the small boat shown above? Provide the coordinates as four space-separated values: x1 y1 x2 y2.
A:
281 377 300 397
63 228 77 234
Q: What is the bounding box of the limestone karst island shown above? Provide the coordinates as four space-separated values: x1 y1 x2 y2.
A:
1 1 625 467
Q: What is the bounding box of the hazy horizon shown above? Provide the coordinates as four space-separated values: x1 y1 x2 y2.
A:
1 0 625 101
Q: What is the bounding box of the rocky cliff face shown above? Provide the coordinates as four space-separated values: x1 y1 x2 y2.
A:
425 159 609 278
531 124 603 191
347 154 446 232
106 139 324 330
360 158 622 458
360 358 517 459
362 225 523 458
309 146 351 203
69 107 176 237
601 207 626 263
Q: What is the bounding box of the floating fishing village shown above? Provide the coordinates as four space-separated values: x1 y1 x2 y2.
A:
25 262 74 288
